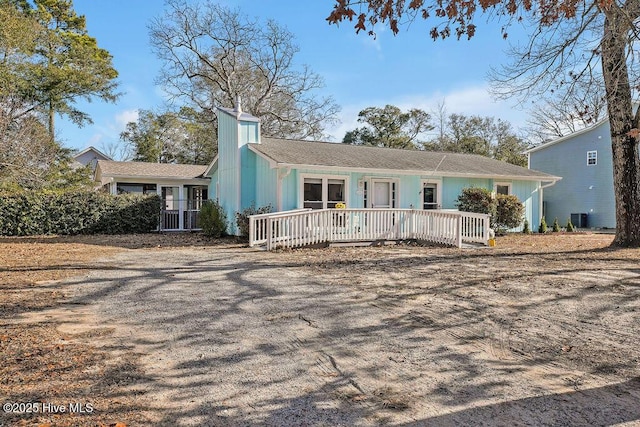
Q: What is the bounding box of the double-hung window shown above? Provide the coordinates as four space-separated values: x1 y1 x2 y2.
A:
302 176 347 209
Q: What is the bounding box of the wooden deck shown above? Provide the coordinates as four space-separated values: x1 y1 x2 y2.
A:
249 208 491 250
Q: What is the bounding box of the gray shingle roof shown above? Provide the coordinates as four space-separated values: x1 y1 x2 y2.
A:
250 138 558 180
97 160 208 179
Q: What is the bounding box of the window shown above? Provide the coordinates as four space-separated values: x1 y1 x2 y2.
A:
303 178 323 209
587 150 597 166
327 179 345 208
494 182 511 196
117 183 156 195
186 186 208 210
302 176 347 209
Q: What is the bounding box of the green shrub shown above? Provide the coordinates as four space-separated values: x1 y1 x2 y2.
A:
456 187 524 231
522 219 531 234
235 204 273 238
538 216 548 233
456 187 497 218
0 190 160 236
552 217 560 232
566 218 575 232
495 194 524 230
200 200 227 237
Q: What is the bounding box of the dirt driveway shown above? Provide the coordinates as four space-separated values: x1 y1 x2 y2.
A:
3 233 640 426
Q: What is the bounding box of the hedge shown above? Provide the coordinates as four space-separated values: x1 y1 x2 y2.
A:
0 190 161 236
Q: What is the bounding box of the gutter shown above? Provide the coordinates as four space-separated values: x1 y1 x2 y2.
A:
538 178 561 223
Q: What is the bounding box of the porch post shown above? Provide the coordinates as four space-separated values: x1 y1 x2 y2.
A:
266 218 273 250
179 185 185 231
456 214 463 248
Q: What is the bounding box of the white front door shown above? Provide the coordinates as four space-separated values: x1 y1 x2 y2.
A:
372 180 395 208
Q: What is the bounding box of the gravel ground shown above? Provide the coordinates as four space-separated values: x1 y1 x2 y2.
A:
51 236 640 426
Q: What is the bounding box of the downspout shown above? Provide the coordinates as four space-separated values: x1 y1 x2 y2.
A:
538 180 558 224
277 167 292 212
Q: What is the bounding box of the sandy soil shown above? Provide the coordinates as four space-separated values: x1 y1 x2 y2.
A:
2 233 640 426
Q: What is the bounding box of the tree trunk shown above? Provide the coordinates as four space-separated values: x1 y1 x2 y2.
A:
48 100 55 142
601 9 640 247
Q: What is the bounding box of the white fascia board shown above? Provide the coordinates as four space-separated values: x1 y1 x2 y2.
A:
203 156 218 176
248 144 278 168
102 175 211 185
270 161 561 182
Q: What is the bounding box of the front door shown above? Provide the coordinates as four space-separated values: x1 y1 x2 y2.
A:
423 183 438 209
371 180 396 208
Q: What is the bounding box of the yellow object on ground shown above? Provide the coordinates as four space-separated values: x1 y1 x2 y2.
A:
488 238 496 247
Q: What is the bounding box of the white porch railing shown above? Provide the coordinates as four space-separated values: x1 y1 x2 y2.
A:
160 199 203 231
249 208 491 250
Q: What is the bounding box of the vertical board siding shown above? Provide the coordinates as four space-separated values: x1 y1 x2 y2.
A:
529 121 615 228
240 146 257 209
217 112 240 232
441 178 491 209
254 153 278 209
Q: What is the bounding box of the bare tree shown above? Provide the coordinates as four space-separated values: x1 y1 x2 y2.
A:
150 0 340 140
525 82 608 143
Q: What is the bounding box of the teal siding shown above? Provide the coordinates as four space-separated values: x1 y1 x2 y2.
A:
240 146 257 209
217 112 239 232
217 110 261 234
254 152 278 209
281 169 298 210
209 168 218 200
441 178 491 209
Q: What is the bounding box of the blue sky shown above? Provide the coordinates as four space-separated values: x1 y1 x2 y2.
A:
60 0 530 156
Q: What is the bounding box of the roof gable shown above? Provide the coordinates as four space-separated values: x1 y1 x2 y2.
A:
525 118 609 154
250 137 558 181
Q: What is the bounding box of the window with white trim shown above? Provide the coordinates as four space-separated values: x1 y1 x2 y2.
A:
494 182 511 196
587 150 597 166
302 176 346 209
423 183 438 209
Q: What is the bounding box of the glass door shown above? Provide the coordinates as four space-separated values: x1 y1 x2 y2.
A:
423 183 438 210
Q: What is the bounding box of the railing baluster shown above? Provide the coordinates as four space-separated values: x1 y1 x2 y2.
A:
249 208 490 249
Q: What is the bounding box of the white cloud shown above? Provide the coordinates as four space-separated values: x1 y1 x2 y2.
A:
326 84 528 141
114 109 139 131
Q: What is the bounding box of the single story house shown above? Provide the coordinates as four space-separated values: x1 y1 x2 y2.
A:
95 160 210 230
526 117 621 229
209 104 560 234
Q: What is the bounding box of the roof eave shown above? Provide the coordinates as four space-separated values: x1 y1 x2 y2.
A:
267 161 559 182
99 173 211 181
